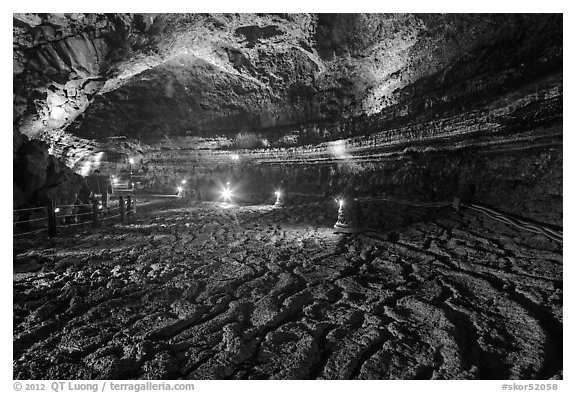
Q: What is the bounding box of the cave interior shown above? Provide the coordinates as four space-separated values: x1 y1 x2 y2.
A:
12 13 562 380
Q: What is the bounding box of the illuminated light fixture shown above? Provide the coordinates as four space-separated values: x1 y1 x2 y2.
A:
221 181 233 202
54 207 60 213
181 180 187 184
177 186 184 193
274 190 284 207
231 154 240 160
129 158 135 165
333 197 350 232
221 188 232 201
131 182 135 188
333 195 366 234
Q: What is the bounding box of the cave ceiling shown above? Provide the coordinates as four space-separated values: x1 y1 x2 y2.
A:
13 13 562 170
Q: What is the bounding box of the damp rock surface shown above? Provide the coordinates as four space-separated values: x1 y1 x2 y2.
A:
13 198 562 380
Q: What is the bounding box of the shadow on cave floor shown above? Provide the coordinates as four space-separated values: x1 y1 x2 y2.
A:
13 198 562 380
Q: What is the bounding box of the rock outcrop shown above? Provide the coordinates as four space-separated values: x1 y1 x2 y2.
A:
13 130 91 210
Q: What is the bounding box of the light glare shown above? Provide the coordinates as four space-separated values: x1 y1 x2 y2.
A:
222 188 232 200
328 140 348 159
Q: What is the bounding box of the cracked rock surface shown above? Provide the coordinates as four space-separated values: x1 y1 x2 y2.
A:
13 197 562 379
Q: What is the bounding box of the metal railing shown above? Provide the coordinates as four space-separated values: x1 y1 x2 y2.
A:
13 195 136 239
13 190 562 245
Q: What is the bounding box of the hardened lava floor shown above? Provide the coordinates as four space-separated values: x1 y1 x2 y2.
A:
13 199 562 380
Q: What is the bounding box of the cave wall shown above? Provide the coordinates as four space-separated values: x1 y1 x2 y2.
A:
13 13 562 227
128 54 562 226
134 146 561 228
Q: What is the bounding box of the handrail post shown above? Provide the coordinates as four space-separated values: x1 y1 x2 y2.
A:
92 198 100 228
119 196 125 222
102 190 108 209
54 201 59 234
126 195 132 219
47 200 57 238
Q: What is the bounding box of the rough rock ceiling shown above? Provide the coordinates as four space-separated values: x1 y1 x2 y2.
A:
13 13 562 171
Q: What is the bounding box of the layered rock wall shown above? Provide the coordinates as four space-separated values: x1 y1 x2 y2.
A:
13 13 562 227
130 66 562 226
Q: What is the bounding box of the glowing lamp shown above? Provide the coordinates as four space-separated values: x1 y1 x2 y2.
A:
231 154 240 160
181 180 187 184
54 207 60 213
129 158 135 165
177 186 184 193
222 188 232 200
274 190 284 207
333 194 366 234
